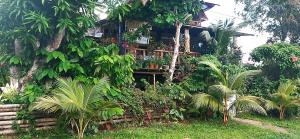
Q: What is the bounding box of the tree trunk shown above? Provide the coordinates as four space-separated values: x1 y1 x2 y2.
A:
19 58 39 89
12 29 66 90
223 95 228 125
46 28 66 52
9 39 22 89
169 22 183 81
184 28 190 53
78 118 84 139
279 106 285 120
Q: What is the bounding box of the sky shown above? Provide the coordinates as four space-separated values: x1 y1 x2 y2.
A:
202 0 270 63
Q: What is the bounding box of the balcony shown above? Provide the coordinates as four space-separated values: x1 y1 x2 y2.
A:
125 47 199 71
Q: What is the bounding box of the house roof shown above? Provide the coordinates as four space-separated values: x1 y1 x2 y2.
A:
203 2 220 11
192 2 219 23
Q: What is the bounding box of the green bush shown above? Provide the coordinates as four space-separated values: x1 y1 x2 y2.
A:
180 55 221 94
251 43 300 80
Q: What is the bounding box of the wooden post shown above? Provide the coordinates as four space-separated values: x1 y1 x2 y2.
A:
184 27 191 53
153 74 156 91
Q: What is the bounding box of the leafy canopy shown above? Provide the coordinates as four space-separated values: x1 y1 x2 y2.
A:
251 43 300 80
236 0 300 43
0 0 103 89
110 0 204 26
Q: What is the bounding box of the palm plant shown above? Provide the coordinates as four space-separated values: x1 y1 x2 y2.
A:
193 61 266 124
30 77 124 139
200 20 244 64
265 80 300 120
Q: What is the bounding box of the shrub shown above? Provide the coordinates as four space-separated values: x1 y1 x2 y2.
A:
30 78 124 139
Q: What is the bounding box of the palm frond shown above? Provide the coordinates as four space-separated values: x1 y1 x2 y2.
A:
277 81 297 96
236 96 267 115
193 93 223 112
85 77 109 106
30 96 61 113
208 85 233 100
286 99 300 108
265 100 280 111
199 61 227 85
30 77 118 115
230 70 261 90
54 78 84 107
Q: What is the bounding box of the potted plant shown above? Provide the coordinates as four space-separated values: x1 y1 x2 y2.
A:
161 54 171 70
148 57 159 70
153 57 162 69
134 59 144 69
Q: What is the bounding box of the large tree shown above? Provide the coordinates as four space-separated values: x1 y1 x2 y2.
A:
251 43 300 80
0 0 101 90
236 0 300 43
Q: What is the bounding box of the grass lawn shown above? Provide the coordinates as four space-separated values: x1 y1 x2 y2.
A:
95 120 291 139
238 114 300 139
7 116 300 139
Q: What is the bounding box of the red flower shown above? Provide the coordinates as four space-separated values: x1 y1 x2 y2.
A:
122 41 129 48
291 55 299 63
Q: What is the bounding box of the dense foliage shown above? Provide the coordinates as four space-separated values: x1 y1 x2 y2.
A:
201 20 243 65
1 0 300 138
265 80 300 120
0 0 103 90
193 61 265 124
251 43 300 80
110 0 204 26
180 55 222 93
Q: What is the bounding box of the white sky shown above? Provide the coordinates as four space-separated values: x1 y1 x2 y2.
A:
202 0 270 63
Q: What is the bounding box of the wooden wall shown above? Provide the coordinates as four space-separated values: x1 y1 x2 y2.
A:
0 104 56 135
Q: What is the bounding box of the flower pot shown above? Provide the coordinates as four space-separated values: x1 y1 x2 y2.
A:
149 64 156 69
144 108 154 125
162 65 169 70
162 107 170 114
146 111 153 120
104 122 113 131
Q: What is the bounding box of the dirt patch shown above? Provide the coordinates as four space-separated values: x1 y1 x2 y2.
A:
233 118 289 134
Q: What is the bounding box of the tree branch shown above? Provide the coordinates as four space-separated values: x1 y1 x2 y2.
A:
18 40 41 88
19 57 39 87
17 28 66 89
46 28 66 52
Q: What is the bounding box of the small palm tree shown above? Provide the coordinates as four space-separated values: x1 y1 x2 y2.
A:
30 77 124 139
265 80 300 120
193 61 266 124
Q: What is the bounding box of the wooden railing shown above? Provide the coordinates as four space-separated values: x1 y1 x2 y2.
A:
125 47 199 60
126 48 199 59
125 47 199 71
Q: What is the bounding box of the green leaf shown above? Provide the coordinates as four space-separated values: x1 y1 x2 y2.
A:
52 51 66 62
9 56 22 65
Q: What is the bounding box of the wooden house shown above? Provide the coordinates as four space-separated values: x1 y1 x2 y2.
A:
88 2 252 85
